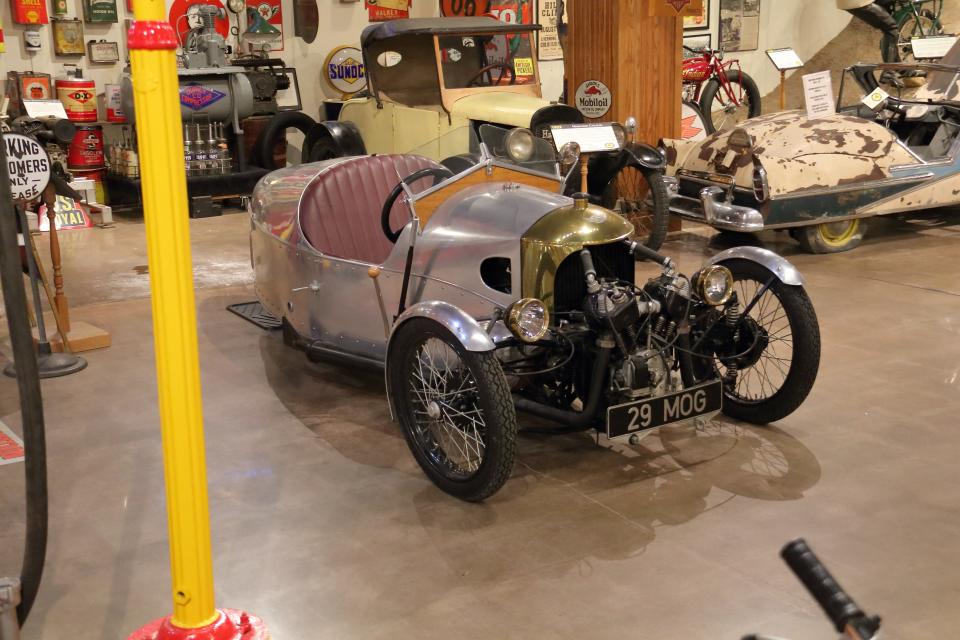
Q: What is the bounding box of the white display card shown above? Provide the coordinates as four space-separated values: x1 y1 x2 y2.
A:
766 48 804 71
802 71 836 120
861 87 890 111
550 123 621 154
911 36 958 60
23 100 70 120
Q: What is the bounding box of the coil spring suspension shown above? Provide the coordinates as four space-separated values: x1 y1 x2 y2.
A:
722 302 741 388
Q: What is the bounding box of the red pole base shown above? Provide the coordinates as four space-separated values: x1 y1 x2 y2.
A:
128 609 270 640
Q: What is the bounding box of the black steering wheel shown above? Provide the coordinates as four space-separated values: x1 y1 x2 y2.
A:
381 167 454 243
467 63 516 87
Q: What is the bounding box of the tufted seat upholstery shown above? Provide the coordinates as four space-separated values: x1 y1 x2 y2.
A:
299 154 445 264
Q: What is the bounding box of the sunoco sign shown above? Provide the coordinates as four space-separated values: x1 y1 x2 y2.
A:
5 133 50 201
325 46 367 95
575 80 612 119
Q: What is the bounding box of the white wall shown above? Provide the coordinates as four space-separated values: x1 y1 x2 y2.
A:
685 0 853 96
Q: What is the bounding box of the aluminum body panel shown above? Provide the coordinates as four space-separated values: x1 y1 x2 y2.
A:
702 247 806 286
389 301 497 353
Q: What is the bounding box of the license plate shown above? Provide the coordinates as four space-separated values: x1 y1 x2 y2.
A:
606 380 723 440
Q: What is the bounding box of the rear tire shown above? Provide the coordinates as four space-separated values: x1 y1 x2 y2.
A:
699 70 761 132
897 10 942 63
601 165 669 251
253 111 317 169
797 219 867 254
389 319 516 502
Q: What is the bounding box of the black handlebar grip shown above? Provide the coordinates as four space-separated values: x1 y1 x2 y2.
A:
781 539 864 633
626 240 671 267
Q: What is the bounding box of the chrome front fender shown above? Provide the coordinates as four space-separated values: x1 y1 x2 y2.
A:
384 301 497 421
703 247 806 286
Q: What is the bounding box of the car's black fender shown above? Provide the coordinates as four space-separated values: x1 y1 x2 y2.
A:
304 120 367 161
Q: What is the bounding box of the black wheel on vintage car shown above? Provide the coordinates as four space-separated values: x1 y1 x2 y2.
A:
389 318 517 502
698 69 761 132
683 259 820 424
601 165 669 251
796 219 867 254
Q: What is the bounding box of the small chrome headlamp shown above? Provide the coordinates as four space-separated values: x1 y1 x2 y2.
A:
697 265 734 306
624 116 637 138
505 298 550 343
506 128 536 162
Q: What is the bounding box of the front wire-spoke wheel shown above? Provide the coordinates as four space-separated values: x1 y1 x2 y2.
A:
714 260 820 424
897 10 942 64
601 164 669 251
390 318 516 501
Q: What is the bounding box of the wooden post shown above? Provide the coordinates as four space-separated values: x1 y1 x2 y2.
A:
566 0 700 232
41 183 70 333
780 69 786 110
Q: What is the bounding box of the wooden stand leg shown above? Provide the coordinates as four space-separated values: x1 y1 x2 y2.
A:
580 156 589 194
29 240 74 353
42 185 70 333
780 69 786 111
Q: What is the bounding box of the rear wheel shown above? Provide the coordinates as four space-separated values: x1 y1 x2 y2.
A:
601 165 669 251
698 70 761 132
797 219 867 254
390 319 516 502
897 10 942 63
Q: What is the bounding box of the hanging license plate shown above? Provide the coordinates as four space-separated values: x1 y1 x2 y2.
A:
606 380 723 440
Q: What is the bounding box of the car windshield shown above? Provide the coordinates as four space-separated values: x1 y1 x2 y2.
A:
437 32 537 89
404 125 559 177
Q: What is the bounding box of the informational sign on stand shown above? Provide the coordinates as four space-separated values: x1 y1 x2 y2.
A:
911 36 958 60
550 123 621 153
4 133 51 200
802 70 835 120
766 47 803 71
0 420 25 466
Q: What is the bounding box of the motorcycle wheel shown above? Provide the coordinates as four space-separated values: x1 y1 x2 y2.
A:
601 165 669 251
389 318 516 502
897 10 942 63
796 219 867 254
698 70 761 132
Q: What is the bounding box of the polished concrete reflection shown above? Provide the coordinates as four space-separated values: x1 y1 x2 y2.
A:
1 209 959 639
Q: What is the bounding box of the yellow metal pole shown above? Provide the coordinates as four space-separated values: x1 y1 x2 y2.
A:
128 0 216 629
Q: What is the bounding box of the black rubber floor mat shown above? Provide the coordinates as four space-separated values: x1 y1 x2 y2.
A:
227 301 282 330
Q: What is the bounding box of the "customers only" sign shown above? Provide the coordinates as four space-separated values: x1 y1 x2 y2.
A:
5 133 51 201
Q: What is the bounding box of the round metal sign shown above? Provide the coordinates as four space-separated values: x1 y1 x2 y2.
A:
324 46 367 96
5 133 51 201
440 0 491 16
574 80 612 119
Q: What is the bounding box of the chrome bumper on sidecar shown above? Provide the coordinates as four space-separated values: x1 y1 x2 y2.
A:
664 177 764 232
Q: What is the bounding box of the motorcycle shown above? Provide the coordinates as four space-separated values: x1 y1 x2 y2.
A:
682 46 762 133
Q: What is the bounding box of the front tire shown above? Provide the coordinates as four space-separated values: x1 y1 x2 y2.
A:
716 260 820 424
699 70 761 132
601 165 669 251
897 10 942 63
797 219 867 254
389 319 516 502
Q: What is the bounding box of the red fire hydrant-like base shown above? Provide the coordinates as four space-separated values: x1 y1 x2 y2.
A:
128 609 270 640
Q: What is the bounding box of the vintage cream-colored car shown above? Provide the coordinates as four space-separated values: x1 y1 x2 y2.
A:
306 17 672 249
661 56 960 253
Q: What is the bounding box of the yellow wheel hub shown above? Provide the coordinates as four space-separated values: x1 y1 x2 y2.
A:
818 219 859 247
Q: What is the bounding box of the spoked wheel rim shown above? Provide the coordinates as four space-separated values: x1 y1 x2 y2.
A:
716 278 794 404
407 337 487 480
711 82 753 130
611 166 655 239
898 15 939 63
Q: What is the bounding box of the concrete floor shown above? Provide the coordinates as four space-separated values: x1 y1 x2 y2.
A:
1 209 959 640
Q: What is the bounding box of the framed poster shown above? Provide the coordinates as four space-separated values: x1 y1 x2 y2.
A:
537 0 565 61
276 68 301 110
366 0 410 21
683 0 709 31
83 0 118 23
719 0 759 52
243 0 283 51
683 32 711 55
52 18 85 55
488 0 534 25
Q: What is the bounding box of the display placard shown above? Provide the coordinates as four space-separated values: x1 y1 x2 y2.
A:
766 47 803 71
4 133 51 201
911 36 958 60
23 99 69 119
550 123 621 154
87 39 120 62
802 70 835 120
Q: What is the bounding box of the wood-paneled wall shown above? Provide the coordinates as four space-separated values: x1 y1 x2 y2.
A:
566 0 699 145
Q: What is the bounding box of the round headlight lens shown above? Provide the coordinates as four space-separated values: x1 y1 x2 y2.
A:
506 128 535 162
559 140 581 166
506 298 550 343
698 265 734 306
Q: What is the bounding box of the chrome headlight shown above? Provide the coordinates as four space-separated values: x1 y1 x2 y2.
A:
506 298 549 343
624 116 637 138
697 265 734 306
506 128 535 162
559 140 581 166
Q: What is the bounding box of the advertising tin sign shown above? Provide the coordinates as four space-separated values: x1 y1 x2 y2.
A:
5 133 51 200
574 80 612 119
324 46 367 95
